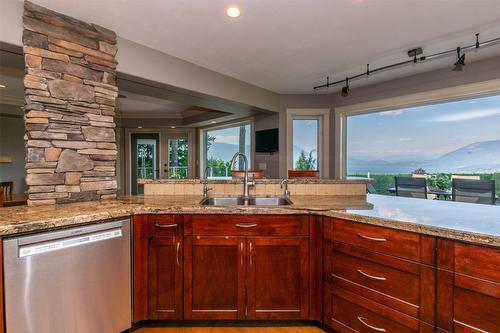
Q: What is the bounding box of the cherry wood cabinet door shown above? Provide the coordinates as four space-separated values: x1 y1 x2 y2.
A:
247 237 309 319
184 236 246 319
148 223 183 320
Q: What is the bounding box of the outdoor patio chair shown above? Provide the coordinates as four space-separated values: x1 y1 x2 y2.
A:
395 176 428 199
452 179 496 205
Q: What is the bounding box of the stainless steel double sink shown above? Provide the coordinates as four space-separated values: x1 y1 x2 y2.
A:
200 196 293 206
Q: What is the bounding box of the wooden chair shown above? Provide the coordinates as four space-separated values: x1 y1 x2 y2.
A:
1 181 13 198
452 179 495 205
395 176 427 199
287 170 320 179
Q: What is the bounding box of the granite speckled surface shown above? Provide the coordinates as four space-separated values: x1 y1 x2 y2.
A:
0 194 499 247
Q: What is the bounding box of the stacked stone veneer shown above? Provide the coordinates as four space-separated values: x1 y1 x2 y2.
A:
22 1 118 205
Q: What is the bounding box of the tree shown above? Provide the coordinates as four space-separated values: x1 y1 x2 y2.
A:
295 150 317 170
238 125 246 168
206 135 216 151
207 157 231 177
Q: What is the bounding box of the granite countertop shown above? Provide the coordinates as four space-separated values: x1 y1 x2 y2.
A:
0 194 499 247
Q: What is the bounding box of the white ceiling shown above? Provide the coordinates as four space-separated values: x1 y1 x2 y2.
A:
13 0 500 93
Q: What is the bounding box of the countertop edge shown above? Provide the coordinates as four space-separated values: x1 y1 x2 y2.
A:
1 200 498 247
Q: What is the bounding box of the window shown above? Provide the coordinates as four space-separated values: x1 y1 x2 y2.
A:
286 109 330 177
293 118 319 170
202 122 252 179
345 94 500 195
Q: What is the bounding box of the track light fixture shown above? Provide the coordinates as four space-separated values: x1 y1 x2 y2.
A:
314 33 500 92
452 47 465 71
341 78 349 97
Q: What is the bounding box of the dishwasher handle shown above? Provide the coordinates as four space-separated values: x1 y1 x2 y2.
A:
15 219 129 246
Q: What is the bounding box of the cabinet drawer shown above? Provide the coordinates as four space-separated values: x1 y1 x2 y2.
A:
455 242 500 282
332 218 420 261
331 251 420 309
454 287 500 333
330 287 418 333
149 215 182 236
186 215 309 236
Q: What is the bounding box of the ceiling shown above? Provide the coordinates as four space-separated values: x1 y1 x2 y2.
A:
0 51 251 126
26 0 500 93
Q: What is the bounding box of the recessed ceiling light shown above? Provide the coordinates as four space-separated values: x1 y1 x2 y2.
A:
211 121 217 124
171 126 176 129
0 84 6 89
226 7 240 18
137 126 143 129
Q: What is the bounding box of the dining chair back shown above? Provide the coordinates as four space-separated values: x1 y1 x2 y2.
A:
395 176 427 199
1 181 13 197
452 179 495 205
287 170 320 179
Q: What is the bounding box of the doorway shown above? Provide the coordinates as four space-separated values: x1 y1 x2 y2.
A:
131 133 160 195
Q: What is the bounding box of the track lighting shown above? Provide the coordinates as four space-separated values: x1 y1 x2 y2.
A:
341 78 349 97
314 33 500 91
452 47 465 71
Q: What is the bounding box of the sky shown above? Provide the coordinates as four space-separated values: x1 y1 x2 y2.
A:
347 94 500 162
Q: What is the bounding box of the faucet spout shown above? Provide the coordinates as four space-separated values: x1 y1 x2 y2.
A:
230 152 254 197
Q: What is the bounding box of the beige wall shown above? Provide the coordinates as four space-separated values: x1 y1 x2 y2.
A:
0 105 26 194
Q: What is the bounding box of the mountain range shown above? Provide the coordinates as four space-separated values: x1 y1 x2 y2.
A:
348 140 500 173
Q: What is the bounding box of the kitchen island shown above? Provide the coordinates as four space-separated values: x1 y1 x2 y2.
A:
0 193 499 332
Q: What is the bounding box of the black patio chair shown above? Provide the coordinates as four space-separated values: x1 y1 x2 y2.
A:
452 179 496 205
395 176 427 199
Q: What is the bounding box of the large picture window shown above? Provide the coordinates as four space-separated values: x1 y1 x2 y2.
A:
346 94 500 195
202 122 251 179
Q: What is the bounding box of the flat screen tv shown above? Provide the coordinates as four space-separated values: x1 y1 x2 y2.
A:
255 128 279 153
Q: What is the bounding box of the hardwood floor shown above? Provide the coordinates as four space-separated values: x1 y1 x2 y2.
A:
135 327 325 333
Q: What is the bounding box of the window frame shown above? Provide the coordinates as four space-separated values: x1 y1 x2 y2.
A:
286 108 330 178
199 119 254 178
334 78 500 179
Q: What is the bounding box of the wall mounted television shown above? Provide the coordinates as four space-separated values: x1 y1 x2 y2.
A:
255 128 279 153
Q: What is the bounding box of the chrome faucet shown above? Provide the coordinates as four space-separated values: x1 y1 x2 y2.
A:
229 152 255 197
202 166 213 197
280 179 290 197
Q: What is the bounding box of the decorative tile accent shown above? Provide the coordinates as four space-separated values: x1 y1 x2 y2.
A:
142 181 366 196
22 1 118 205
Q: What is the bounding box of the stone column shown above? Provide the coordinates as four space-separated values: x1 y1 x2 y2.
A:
22 1 119 205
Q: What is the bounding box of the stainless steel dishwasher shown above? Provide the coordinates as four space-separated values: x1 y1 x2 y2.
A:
3 219 131 333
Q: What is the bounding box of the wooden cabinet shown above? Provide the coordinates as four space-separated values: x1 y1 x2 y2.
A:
183 236 246 319
324 217 436 331
247 237 309 319
148 215 183 320
437 239 500 332
183 215 310 320
132 215 183 321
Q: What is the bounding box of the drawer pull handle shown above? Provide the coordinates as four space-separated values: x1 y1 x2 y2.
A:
155 223 178 229
176 241 181 266
357 316 386 332
357 269 386 281
357 233 386 242
236 223 258 228
240 242 244 266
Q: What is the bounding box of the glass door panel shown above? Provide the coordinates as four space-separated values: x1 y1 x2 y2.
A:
168 138 189 179
131 133 159 195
